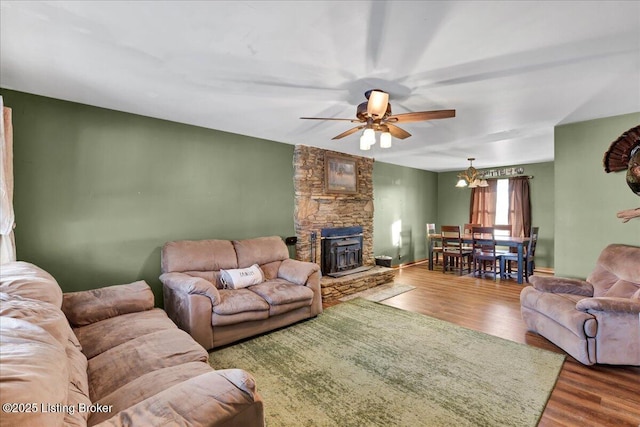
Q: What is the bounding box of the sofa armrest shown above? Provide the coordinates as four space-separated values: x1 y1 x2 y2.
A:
529 275 594 296
159 273 217 349
159 272 220 306
62 280 154 327
94 369 264 427
576 297 640 314
277 259 320 286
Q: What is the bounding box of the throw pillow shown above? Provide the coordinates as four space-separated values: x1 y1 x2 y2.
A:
220 264 264 289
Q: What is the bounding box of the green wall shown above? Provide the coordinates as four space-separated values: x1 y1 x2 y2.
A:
373 162 437 266
554 112 640 278
436 161 556 268
2 89 296 303
5 88 635 294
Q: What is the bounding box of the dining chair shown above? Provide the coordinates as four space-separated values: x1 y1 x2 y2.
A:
501 226 539 282
427 223 442 266
441 225 472 276
471 226 502 280
492 223 513 254
462 223 481 251
463 223 482 235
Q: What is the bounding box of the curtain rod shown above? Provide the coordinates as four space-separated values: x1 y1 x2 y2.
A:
481 175 534 180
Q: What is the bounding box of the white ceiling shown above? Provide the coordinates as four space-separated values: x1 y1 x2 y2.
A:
1 1 639 172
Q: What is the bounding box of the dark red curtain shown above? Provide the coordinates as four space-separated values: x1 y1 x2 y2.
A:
508 177 531 237
469 180 498 226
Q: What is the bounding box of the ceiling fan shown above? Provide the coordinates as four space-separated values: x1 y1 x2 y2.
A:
300 89 455 150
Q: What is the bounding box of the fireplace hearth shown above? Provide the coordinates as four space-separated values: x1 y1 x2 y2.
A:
321 226 372 277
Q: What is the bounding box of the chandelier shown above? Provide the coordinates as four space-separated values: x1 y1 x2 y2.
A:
456 158 489 188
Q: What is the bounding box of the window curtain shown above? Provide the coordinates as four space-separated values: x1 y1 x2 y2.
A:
508 177 531 237
469 179 498 226
0 96 16 264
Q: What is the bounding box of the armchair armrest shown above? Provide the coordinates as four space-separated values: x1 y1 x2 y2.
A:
159 272 220 306
576 297 640 314
62 280 154 327
529 275 594 296
277 259 320 286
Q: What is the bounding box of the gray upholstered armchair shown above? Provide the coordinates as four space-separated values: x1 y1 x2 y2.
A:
520 244 640 366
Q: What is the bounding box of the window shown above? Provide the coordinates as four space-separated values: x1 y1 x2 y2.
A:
470 177 531 238
494 179 509 235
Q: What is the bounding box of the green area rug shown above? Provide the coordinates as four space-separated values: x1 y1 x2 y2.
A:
209 298 564 427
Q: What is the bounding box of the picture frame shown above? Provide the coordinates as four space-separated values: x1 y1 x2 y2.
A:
325 154 358 194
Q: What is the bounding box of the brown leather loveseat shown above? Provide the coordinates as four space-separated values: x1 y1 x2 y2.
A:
160 236 322 350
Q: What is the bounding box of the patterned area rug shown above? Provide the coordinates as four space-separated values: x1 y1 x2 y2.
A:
209 299 564 427
339 282 415 302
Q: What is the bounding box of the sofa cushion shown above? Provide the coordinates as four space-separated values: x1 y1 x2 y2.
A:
220 264 264 289
0 261 63 307
162 239 238 273
88 362 213 426
63 280 155 327
212 310 271 327
0 292 71 347
233 236 289 268
260 260 283 280
604 279 640 298
87 328 208 402
93 370 262 427
213 289 270 315
0 317 69 427
277 258 320 285
520 289 598 337
249 279 314 306
73 308 179 359
588 244 640 296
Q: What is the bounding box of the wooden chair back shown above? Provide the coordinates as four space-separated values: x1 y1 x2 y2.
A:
463 223 482 235
471 226 497 255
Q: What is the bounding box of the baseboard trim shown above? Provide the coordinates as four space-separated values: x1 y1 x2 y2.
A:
393 258 429 269
533 266 554 275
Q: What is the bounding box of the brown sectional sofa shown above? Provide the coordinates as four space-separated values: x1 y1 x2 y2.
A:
521 243 640 366
0 261 264 426
160 236 322 350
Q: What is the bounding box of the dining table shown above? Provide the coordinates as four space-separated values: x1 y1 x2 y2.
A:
427 233 531 284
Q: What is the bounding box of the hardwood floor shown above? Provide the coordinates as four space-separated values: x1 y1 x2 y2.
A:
328 263 640 427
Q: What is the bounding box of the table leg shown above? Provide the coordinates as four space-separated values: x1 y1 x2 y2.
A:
517 243 524 284
428 237 434 270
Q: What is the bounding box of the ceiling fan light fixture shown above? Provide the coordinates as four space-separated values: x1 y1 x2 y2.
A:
359 134 371 150
366 90 389 118
380 131 392 148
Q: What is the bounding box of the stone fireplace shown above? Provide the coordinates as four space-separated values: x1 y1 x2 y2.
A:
321 226 369 277
293 145 394 301
293 146 374 266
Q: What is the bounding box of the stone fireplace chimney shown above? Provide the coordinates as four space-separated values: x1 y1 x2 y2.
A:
292 145 374 267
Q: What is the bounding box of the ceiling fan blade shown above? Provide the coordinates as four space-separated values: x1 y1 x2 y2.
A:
300 117 362 122
387 124 411 139
332 125 365 140
366 90 389 118
387 109 456 123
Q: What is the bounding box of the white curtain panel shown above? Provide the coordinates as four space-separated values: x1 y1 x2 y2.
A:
0 96 16 263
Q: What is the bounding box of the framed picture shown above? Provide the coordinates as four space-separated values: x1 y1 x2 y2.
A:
325 154 358 194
